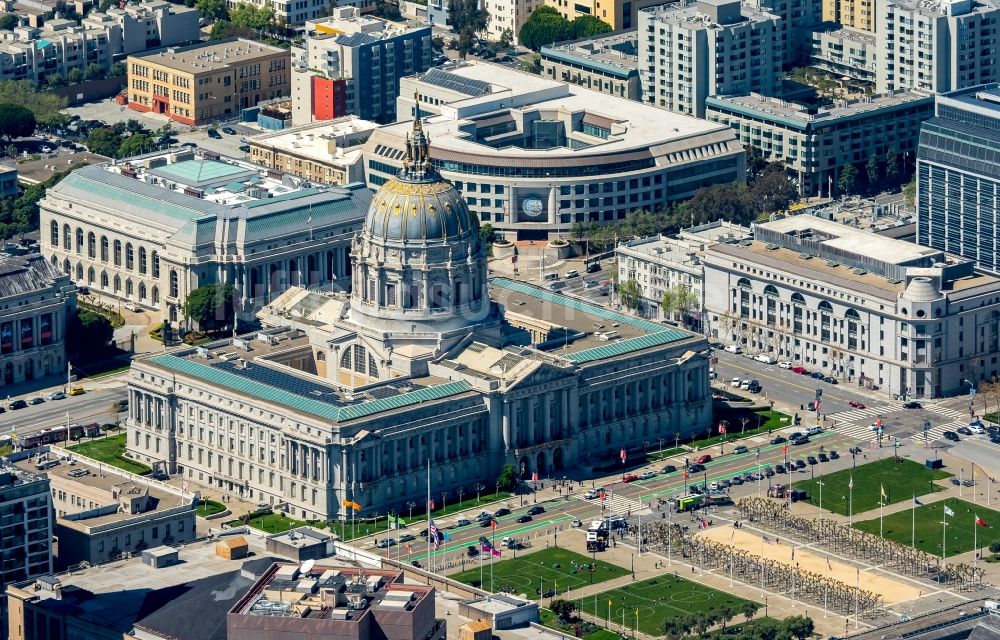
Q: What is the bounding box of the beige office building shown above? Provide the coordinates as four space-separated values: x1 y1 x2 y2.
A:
546 0 665 30
248 117 377 186
822 0 873 32
127 38 291 126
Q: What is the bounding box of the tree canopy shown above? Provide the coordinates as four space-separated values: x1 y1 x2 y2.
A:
0 80 66 126
85 128 123 157
117 133 154 158
196 0 228 20
448 0 489 57
617 278 641 310
838 163 859 195
0 14 19 30
518 6 610 50
66 310 114 360
496 464 517 491
229 2 275 31
0 104 35 141
183 283 237 333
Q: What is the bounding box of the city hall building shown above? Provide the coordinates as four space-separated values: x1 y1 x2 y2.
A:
125 122 712 521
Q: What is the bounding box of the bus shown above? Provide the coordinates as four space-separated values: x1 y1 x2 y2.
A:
16 423 101 449
673 494 703 512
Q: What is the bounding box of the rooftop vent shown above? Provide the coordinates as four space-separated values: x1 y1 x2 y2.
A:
826 260 839 267
852 268 867 275
765 243 779 250
799 252 813 260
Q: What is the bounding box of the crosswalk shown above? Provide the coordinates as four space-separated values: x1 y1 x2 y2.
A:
577 492 642 516
827 404 903 424
926 405 968 421
910 422 962 444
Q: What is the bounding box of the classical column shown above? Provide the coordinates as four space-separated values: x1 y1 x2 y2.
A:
542 392 552 442
502 400 512 451
511 400 520 448
568 387 580 435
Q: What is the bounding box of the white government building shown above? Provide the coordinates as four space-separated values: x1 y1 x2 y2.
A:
124 123 712 520
39 149 372 324
703 216 1000 399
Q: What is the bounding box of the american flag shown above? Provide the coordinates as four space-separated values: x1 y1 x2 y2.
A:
429 519 440 550
763 535 776 545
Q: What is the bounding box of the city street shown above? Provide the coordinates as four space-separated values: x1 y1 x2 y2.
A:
0 386 127 438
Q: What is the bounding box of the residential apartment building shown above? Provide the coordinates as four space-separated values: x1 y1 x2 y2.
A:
225 0 331 25
483 0 544 44
917 84 1000 274
10 456 196 568
290 7 432 126
381 62 744 240
546 0 665 29
705 90 933 196
0 466 52 600
639 0 782 118
228 564 445 640
39 149 370 324
540 31 641 101
748 0 823 65
615 221 750 329
0 18 113 85
82 0 199 56
810 24 876 82
703 216 1000 399
248 117 376 185
0 249 75 389
875 0 1000 95
127 39 291 126
822 0 873 31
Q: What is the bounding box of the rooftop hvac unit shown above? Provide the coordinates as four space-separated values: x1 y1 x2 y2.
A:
233 338 252 351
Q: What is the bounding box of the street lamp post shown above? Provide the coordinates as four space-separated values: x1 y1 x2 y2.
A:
407 501 416 520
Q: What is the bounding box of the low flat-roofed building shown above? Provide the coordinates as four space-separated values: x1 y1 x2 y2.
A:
705 91 933 197
375 61 744 241
459 594 538 629
703 215 1000 399
248 117 377 186
266 526 335 561
10 454 196 568
540 31 640 101
228 562 445 640
6 538 279 640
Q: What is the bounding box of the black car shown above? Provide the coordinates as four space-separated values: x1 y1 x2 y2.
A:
516 515 532 523
730 476 743 485
480 518 493 527
823 376 838 384
239 144 250 152
763 468 775 478
690 485 703 494
586 262 601 273
818 452 829 463
775 464 786 474
829 450 840 460
806 456 818 465
771 436 787 445
957 426 973 436
222 127 237 135
904 401 923 409
794 459 806 469
207 129 223 139
527 506 545 516
943 431 960 442
790 436 809 446
8 399 26 410
494 507 511 517
181 142 198 148
467 546 479 557
687 464 706 473
660 464 677 474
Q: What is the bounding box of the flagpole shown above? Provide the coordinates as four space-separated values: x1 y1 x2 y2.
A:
849 476 853 526
942 504 947 561
974 517 978 569
911 495 915 550
637 491 642 557
880 494 883 538
426 458 431 573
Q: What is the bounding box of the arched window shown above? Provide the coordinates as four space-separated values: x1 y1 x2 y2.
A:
100 236 109 262
87 267 95 284
138 247 147 274
62 224 71 250
100 271 109 288
316 351 326 361
50 221 59 247
125 279 133 298
152 251 160 278
169 270 178 298
75 263 83 280
113 240 122 266
62 258 70 274
737 277 752 289
125 243 134 270
763 284 779 297
818 300 833 314
791 292 805 305
87 232 96 258
845 309 860 320
139 282 147 300
340 348 352 370
113 275 121 292
151 286 159 304
75 228 84 254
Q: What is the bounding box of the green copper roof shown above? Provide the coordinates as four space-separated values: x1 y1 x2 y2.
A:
491 278 664 333
147 354 472 422
153 160 249 184
564 329 690 363
59 173 214 224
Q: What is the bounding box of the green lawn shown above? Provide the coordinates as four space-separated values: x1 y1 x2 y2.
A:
67 434 151 475
691 407 792 449
196 499 226 517
229 512 323 534
791 458 951 516
853 498 1000 557
450 547 629 597
575 575 758 636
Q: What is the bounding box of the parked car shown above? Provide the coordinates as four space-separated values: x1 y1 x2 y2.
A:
586 262 601 273
494 507 511 517
124 301 139 312
957 426 973 436
730 476 743 485
818 452 829 462
47 391 66 400
398 534 415 543
564 270 579 278
849 401 866 409
823 376 838 384
794 459 806 469
778 361 793 369
239 144 250 152
696 454 712 464
68 386 85 396
943 431 960 442
28 397 44 405
207 129 222 139
639 471 656 480
806 456 818 465
222 127 237 135
810 371 825 379
755 354 777 364
791 366 808 374
623 473 638 483
730 377 742 388
829 450 840 459
770 436 787 445
724 344 742 354
466 546 479 557
661 465 676 474
775 464 786 474
455 517 470 527
376 538 396 548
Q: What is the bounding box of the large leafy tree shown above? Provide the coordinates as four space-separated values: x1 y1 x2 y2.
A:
66 310 114 360
570 14 611 38
85 128 123 157
616 278 642 310
496 464 517 491
448 0 488 57
118 133 153 158
749 170 797 215
183 283 237 333
0 14 19 30
0 104 35 141
229 2 274 32
196 0 228 20
838 163 859 195
677 182 754 227
518 6 572 50
0 80 66 127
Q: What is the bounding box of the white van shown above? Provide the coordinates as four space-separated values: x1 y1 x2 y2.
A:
724 344 742 354
755 353 777 364
806 425 823 436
